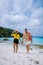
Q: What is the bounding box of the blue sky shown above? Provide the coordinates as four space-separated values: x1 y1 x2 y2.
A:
0 0 43 36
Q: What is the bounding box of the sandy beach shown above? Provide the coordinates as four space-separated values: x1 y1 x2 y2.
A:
0 43 43 65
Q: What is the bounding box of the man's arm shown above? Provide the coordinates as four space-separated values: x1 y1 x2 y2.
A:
30 34 32 43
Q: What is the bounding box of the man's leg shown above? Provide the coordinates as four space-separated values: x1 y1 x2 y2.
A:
28 44 30 53
26 44 30 53
26 45 28 53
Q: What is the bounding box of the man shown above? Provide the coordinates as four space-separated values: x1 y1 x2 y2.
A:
22 29 32 53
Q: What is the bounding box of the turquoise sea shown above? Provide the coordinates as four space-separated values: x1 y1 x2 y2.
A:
0 37 43 45
32 37 43 45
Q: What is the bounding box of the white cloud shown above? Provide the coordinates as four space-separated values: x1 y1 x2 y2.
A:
29 19 40 27
9 14 28 21
0 0 9 14
0 0 43 36
30 7 43 19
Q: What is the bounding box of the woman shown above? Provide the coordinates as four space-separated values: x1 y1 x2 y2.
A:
22 29 32 53
11 30 20 53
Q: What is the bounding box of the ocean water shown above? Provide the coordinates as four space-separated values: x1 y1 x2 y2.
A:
32 37 43 45
0 37 43 45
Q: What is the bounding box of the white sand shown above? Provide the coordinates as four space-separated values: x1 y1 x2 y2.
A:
0 43 43 65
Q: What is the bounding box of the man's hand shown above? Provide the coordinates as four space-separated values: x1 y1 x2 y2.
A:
21 41 23 45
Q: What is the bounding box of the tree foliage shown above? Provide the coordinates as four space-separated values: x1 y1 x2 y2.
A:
0 27 23 37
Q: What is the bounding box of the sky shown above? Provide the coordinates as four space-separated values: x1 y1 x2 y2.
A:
0 0 43 36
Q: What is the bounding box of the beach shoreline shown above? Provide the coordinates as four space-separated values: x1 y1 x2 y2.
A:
0 42 43 49
31 44 43 49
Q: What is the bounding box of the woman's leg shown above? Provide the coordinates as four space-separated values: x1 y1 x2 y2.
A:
16 44 18 53
13 43 16 52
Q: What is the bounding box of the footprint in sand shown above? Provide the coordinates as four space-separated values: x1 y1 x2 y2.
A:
29 59 33 61
34 60 39 64
13 61 16 64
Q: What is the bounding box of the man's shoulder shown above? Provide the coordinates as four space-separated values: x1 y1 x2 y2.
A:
27 32 30 34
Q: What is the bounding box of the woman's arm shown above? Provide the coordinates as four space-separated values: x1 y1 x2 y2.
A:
21 34 25 43
11 31 15 36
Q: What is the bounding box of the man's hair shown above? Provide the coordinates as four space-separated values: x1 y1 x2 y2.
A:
25 29 27 30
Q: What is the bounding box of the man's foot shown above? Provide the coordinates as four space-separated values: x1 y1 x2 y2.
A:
13 50 15 53
27 51 29 54
16 51 18 53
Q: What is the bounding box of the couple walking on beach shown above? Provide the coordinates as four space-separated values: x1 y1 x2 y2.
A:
11 29 32 53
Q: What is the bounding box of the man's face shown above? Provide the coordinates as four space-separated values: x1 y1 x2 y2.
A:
25 30 27 33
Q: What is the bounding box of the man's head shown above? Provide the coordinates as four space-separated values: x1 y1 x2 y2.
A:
25 29 28 33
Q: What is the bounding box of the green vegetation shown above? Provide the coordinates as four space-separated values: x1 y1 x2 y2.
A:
0 27 23 37
0 27 13 37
